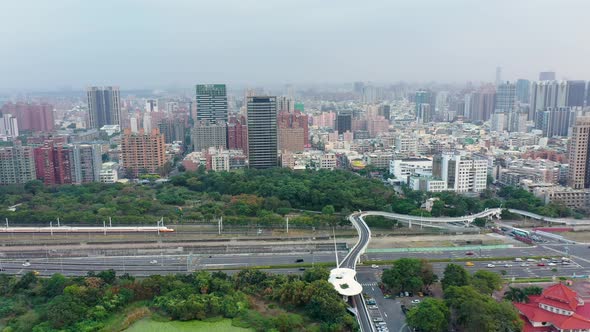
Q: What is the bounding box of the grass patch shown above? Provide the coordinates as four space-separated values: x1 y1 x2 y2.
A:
101 301 151 332
361 256 561 266
203 262 337 271
507 278 555 283
125 318 252 332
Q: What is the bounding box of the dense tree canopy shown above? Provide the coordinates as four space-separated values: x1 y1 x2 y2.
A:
444 285 523 332
381 258 436 293
0 267 354 332
441 264 470 290
406 298 449 332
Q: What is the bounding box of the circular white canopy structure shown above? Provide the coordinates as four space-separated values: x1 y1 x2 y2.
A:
328 267 363 296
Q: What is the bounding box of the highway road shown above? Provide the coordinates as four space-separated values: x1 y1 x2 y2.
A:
2 243 589 278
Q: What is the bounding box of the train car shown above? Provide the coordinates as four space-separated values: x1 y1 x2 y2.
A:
0 226 174 233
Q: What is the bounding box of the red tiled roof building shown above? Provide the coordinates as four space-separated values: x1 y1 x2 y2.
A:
514 283 590 332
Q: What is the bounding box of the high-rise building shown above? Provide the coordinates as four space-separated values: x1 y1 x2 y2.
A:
530 81 568 120
362 85 379 103
378 105 391 121
121 128 166 177
515 79 531 104
566 80 586 107
567 117 590 189
336 113 352 134
158 119 186 143
494 82 516 112
0 102 54 132
434 153 488 193
490 113 508 132
247 96 278 169
367 116 389 137
539 71 556 81
416 104 433 123
507 112 528 133
415 90 436 116
277 96 294 113
467 87 495 122
278 111 308 152
227 116 248 154
191 122 227 152
495 66 502 86
87 86 122 129
0 114 19 140
535 107 575 137
34 143 76 185
353 82 365 94
0 145 36 185
72 144 102 183
195 84 228 124
145 99 158 113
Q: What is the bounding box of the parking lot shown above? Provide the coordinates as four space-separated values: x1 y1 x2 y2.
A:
357 267 410 332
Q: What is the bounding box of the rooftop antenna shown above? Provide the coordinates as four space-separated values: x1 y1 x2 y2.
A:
333 227 340 268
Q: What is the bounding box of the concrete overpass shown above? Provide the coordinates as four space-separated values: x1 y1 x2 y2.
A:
506 209 590 226
336 207 589 331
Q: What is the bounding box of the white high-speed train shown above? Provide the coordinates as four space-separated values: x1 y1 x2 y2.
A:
0 226 175 233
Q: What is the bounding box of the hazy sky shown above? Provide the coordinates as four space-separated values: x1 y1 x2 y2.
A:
1 0 589 90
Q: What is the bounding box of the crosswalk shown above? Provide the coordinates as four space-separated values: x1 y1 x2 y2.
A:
361 282 378 287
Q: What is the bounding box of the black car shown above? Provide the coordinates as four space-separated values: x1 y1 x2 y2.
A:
295 258 304 263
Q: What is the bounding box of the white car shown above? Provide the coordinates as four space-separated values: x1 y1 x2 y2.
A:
149 260 158 264
411 299 421 304
526 258 537 262
487 264 495 268
548 262 557 266
22 261 31 267
504 264 512 267
371 264 379 269
521 263 529 267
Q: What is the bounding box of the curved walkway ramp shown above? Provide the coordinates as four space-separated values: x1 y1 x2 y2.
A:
328 213 374 332
506 209 590 226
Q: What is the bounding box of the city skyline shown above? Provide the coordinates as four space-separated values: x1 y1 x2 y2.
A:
2 0 590 90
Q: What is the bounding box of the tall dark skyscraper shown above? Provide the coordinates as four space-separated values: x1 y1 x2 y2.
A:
378 105 391 121
247 96 278 169
566 80 586 107
515 79 530 104
539 71 556 81
336 112 352 133
86 86 121 129
195 84 228 124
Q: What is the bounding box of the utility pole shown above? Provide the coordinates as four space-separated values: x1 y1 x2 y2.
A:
109 217 112 228
103 220 106 235
286 217 289 234
333 227 339 268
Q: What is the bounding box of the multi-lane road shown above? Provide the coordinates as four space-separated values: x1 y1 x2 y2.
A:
2 210 589 332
